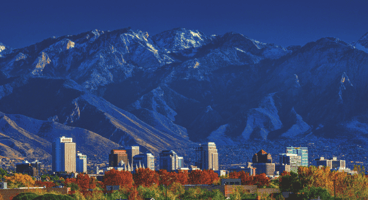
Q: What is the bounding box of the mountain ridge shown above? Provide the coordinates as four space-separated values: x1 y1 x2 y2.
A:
1 27 368 162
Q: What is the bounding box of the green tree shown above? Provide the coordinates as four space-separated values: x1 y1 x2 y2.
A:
12 193 39 200
279 171 303 193
0 168 8 178
33 194 73 200
297 186 333 200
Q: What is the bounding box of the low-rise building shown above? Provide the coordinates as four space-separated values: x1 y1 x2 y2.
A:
15 160 41 176
316 156 346 170
228 162 256 176
275 163 290 174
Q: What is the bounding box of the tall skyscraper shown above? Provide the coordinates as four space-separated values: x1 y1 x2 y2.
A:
109 149 128 167
197 142 218 170
125 146 140 164
160 150 183 171
286 147 308 167
133 153 155 170
76 152 87 173
52 136 76 173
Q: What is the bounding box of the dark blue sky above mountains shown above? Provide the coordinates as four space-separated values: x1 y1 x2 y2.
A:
1 0 368 49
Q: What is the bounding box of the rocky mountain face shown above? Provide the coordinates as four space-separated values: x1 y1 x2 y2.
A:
1 27 368 162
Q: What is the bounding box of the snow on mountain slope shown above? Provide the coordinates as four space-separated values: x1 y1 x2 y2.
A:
281 108 311 138
355 32 368 53
2 27 368 160
241 93 283 140
0 77 190 156
207 124 236 145
127 84 204 140
0 42 12 57
0 28 175 91
152 28 211 52
0 111 120 162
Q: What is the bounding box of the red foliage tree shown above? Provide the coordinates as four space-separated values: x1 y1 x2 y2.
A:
128 187 143 200
281 171 290 176
253 173 270 187
176 170 188 185
103 169 133 189
188 170 212 184
206 170 220 185
77 173 96 196
229 171 253 185
158 169 177 186
35 180 56 188
133 168 159 187
229 171 241 179
228 171 269 187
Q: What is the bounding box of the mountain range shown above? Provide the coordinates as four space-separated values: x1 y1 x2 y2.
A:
1 27 368 163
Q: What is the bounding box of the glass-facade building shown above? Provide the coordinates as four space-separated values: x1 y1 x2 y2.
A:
76 153 87 173
286 147 308 167
279 153 301 173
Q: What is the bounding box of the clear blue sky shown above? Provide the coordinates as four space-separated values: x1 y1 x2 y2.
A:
1 0 368 49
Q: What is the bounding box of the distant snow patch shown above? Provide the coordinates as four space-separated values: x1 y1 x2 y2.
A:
281 108 310 138
241 93 282 140
207 124 236 145
346 120 368 134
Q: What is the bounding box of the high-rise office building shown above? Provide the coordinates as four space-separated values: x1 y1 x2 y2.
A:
279 153 301 173
52 136 76 173
286 147 308 167
252 150 275 175
160 150 183 171
125 146 140 164
109 149 128 167
197 142 219 170
76 153 87 173
133 153 155 170
177 156 184 169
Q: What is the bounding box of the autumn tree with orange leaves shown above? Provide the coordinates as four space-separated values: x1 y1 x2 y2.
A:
205 170 220 185
4 173 35 188
65 173 96 196
175 170 188 185
133 168 159 187
279 166 368 199
158 169 176 186
35 180 55 188
103 169 133 189
229 171 270 187
188 170 212 184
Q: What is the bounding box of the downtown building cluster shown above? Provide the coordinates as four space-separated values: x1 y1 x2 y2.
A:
228 146 355 178
14 136 358 178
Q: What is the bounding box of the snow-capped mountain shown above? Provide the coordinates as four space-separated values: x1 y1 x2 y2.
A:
1 27 368 162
